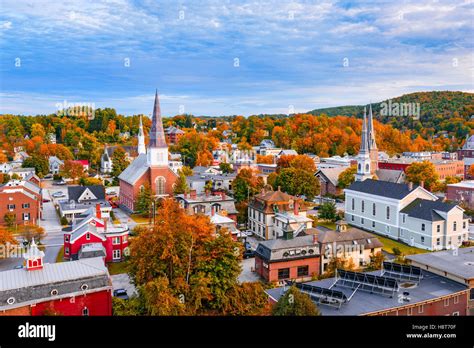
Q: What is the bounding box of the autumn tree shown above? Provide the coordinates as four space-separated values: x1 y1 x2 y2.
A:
337 166 357 189
405 161 439 191
256 154 274 164
289 154 316 172
126 199 263 315
324 256 356 278
233 168 264 203
0 152 7 163
0 226 17 245
276 155 296 171
365 251 385 271
272 286 321 316
111 147 129 178
60 160 85 182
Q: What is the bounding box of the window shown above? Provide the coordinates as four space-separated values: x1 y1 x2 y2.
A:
297 266 309 277
123 235 128 243
278 268 290 280
7 204 15 210
22 203 30 209
421 236 425 244
386 206 390 220
361 218 364 225
453 221 457 231
454 295 459 304
22 213 30 221
156 176 166 195
407 307 413 316
372 221 375 228
351 215 354 221
402 214 406 223
436 238 440 246
418 304 424 314
82 307 89 316
361 200 365 213
437 225 440 233
351 198 355 210
86 233 90 240
372 204 376 216
113 249 121 260
421 224 425 231
444 298 449 307
452 311 459 316
65 247 69 255
463 221 466 229
112 237 120 245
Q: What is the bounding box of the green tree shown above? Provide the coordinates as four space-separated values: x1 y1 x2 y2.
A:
337 166 357 189
318 202 337 221
111 147 129 178
23 155 49 178
274 167 320 200
4 213 16 227
272 286 321 316
219 162 232 174
173 170 189 195
136 184 153 216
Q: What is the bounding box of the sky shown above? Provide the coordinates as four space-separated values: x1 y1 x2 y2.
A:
0 0 473 116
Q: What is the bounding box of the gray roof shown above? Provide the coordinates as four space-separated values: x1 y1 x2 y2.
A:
375 169 405 183
117 153 149 185
0 257 108 292
279 149 298 156
68 185 105 201
256 235 320 262
400 198 458 221
316 167 345 186
265 270 467 316
406 247 474 281
346 179 419 199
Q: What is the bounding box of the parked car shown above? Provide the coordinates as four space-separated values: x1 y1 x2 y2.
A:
44 174 53 179
244 241 252 250
113 289 129 300
42 198 51 203
243 230 253 237
14 265 23 269
243 249 255 259
56 179 66 185
107 190 117 196
52 191 65 198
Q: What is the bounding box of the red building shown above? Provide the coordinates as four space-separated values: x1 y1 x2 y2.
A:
165 126 185 145
118 91 178 213
378 158 464 180
73 160 90 172
63 204 129 263
446 180 474 209
254 234 320 284
0 240 112 316
0 180 42 226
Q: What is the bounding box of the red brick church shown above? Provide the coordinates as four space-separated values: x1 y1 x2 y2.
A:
118 91 178 212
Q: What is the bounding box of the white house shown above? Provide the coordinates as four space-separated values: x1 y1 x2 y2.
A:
344 179 469 251
49 156 64 174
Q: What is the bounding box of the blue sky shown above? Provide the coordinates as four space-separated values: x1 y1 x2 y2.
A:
0 0 473 116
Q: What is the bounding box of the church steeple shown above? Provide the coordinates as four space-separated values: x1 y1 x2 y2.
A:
367 104 377 151
147 90 169 167
24 239 45 271
149 90 167 148
137 115 146 155
355 107 372 182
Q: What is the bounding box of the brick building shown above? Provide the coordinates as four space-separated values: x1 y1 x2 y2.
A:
378 158 464 180
175 190 238 222
118 91 178 213
446 180 474 209
0 180 42 226
266 267 469 316
0 240 112 316
165 126 185 145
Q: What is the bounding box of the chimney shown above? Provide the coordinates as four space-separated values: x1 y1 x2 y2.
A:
96 203 102 219
408 182 413 191
205 190 209 197
190 189 197 199
294 200 299 216
211 205 215 216
420 181 424 188
184 191 188 199
312 234 317 245
221 192 225 200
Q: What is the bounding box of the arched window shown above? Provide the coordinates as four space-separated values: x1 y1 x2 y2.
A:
365 164 369 172
139 185 145 193
358 163 361 171
386 206 390 220
212 203 222 212
156 177 166 195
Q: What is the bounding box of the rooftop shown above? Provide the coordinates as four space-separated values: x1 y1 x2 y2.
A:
265 269 467 316
447 180 474 189
346 179 421 200
406 247 474 281
400 198 459 222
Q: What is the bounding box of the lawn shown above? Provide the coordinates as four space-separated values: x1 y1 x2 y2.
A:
56 246 64 263
107 261 129 275
371 234 429 256
317 222 337 230
130 214 151 224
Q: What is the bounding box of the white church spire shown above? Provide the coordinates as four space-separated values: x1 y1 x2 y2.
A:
138 115 146 155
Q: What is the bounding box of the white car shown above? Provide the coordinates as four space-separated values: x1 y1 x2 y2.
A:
52 191 65 198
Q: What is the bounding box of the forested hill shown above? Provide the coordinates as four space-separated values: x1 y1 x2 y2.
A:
307 91 474 137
